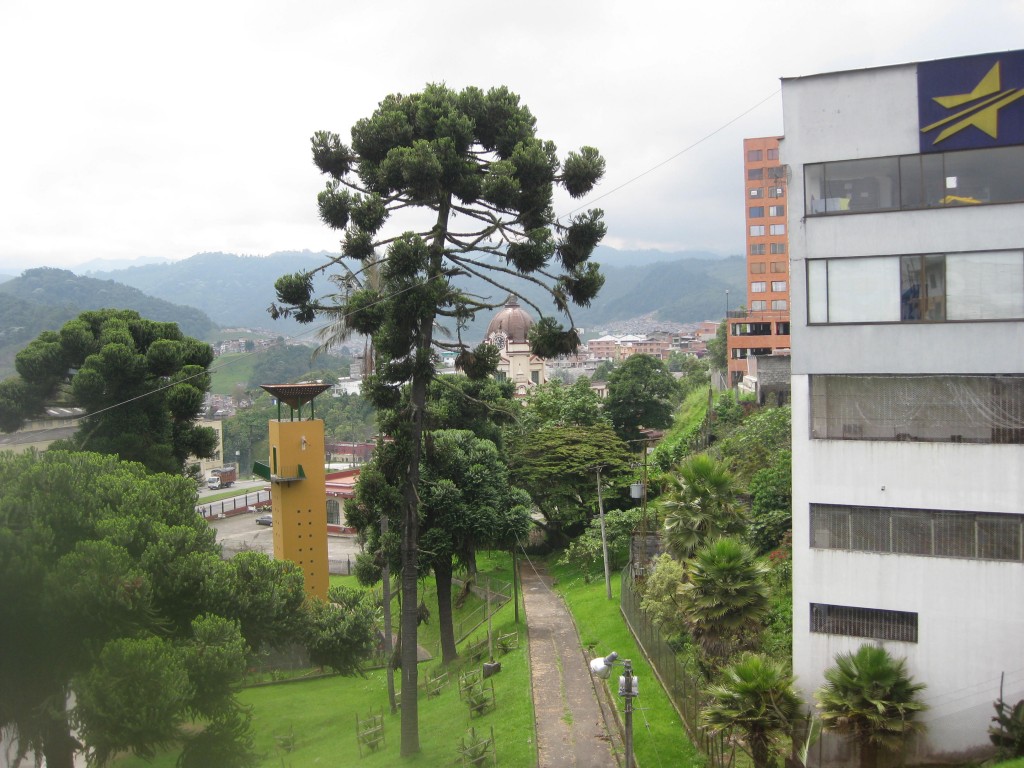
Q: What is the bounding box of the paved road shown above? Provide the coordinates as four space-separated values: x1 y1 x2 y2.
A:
521 562 619 768
208 512 363 564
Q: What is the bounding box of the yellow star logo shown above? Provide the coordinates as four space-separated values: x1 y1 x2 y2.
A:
921 62 1024 145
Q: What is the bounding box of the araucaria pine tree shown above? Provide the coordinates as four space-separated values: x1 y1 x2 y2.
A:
270 84 606 755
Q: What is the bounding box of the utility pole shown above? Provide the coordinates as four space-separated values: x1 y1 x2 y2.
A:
595 465 612 600
622 659 636 768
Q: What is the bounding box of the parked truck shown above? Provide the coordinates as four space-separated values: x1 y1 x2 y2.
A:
206 466 237 490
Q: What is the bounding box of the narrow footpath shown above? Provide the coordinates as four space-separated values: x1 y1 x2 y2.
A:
520 561 620 767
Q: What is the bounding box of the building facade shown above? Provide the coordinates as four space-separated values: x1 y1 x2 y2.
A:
727 136 792 388
784 50 1024 761
485 295 547 396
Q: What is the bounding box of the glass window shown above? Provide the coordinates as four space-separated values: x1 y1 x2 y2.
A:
776 321 790 335
899 153 945 209
812 146 1024 215
768 186 785 198
808 250 1024 324
751 300 766 311
747 149 763 162
805 156 900 214
751 281 766 293
749 206 764 218
750 244 766 256
807 260 829 323
749 187 764 198
769 224 786 235
827 257 901 323
771 281 787 292
748 168 764 181
767 148 779 160
768 205 785 217
770 243 787 255
750 260 766 272
750 225 765 236
943 145 1024 207
946 251 1024 320
900 254 946 321
771 299 787 310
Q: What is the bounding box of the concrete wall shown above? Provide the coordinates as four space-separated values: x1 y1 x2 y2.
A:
785 55 1024 762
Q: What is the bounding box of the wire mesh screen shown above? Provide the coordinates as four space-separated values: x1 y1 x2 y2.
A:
809 374 1024 443
811 503 1024 562
810 603 918 643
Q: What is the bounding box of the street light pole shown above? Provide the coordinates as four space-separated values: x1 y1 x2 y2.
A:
595 466 612 600
622 659 635 768
589 651 637 768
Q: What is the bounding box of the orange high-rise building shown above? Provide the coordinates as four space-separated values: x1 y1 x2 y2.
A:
727 137 791 388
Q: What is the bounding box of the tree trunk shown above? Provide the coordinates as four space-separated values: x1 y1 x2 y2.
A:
41 700 77 768
398 199 449 756
399 382 425 756
434 560 458 664
858 738 878 768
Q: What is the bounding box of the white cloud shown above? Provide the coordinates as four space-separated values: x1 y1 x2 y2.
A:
1 0 1021 270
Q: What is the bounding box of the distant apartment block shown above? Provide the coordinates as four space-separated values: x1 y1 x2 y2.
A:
727 136 791 392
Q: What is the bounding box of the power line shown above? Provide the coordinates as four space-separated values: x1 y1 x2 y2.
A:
47 88 780 427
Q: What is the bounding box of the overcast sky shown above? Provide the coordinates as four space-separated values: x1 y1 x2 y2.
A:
1 0 1021 272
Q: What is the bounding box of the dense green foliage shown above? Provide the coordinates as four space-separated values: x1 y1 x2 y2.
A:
712 403 791 484
270 82 608 754
604 353 682 441
505 420 631 542
0 309 218 474
815 645 928 768
701 653 802 768
679 537 770 665
0 450 376 768
661 453 745 560
559 505 643 578
706 318 727 373
747 450 792 555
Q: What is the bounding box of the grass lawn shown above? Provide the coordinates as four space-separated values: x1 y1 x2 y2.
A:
209 351 259 394
113 554 536 767
545 555 706 768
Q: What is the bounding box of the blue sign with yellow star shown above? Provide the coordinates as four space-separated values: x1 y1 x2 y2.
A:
918 49 1024 153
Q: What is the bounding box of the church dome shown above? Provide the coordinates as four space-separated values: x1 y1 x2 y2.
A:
485 295 533 344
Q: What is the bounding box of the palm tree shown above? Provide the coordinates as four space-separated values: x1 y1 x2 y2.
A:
661 453 745 560
814 644 928 768
679 537 769 665
701 653 802 768
311 256 382 373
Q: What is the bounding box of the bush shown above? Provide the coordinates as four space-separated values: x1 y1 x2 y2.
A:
559 506 643 578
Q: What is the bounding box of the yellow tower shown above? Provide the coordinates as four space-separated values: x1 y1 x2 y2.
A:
253 382 332 601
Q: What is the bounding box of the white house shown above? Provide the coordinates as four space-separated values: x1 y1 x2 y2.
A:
784 49 1024 763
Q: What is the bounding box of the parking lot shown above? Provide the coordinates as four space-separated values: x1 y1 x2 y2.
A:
208 509 364 574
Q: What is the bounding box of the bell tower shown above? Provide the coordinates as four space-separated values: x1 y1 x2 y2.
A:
253 382 332 601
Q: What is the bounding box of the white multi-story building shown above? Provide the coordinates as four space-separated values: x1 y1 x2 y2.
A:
784 49 1024 762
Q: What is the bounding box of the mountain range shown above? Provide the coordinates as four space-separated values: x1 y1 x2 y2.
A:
83 246 744 334
0 247 744 378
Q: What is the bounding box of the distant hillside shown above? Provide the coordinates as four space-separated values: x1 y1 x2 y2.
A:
0 268 218 378
89 247 743 339
89 251 335 333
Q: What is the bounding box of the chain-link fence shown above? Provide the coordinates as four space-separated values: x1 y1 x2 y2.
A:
620 568 738 767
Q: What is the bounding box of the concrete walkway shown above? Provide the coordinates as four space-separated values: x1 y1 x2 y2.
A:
520 561 620 767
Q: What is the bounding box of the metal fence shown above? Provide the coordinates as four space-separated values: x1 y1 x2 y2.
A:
619 568 737 767
197 490 271 520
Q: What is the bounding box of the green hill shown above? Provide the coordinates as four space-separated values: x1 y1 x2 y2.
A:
0 268 218 379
